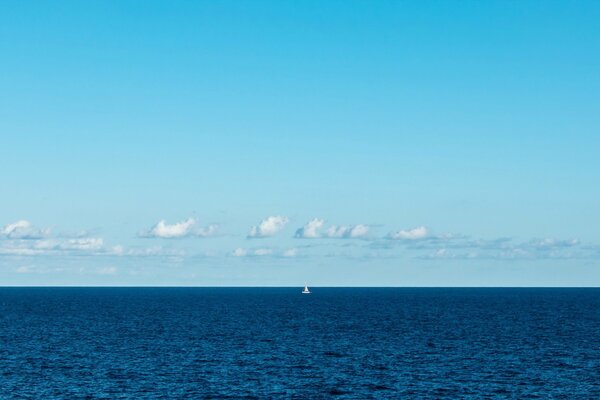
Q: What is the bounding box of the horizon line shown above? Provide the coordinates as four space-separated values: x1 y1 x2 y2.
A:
0 285 598 289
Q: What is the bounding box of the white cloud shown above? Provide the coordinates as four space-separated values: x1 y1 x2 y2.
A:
0 222 127 258
254 248 273 256
28 238 105 252
141 218 195 238
60 238 104 251
283 248 298 257
420 248 479 260
0 246 42 256
389 226 428 240
111 245 125 256
248 216 289 238
418 236 587 260
528 238 579 249
232 248 248 257
140 218 218 238
1 220 30 235
0 220 188 260
197 224 219 237
1 220 50 239
295 219 369 239
325 224 370 239
232 247 296 257
295 218 325 238
232 247 272 257
123 246 185 258
0 237 186 259
0 236 106 256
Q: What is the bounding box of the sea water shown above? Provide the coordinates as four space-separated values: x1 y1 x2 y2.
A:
0 288 598 398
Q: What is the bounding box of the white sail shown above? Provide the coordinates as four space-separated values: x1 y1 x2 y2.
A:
302 284 311 294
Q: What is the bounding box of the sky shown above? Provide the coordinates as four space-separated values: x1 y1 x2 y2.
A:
1 1 599 286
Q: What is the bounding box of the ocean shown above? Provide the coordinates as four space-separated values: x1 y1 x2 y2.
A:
0 288 598 398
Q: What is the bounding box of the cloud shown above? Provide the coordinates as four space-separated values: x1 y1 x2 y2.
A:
325 224 370 239
527 238 579 249
1 220 30 236
0 246 43 256
141 218 195 238
197 224 219 237
0 237 106 256
283 248 298 257
388 226 428 240
371 229 467 250
231 247 297 258
0 221 188 262
254 248 273 256
294 219 369 239
1 220 50 239
60 238 104 251
419 248 479 260
140 218 218 238
121 246 185 258
111 245 125 256
0 220 164 258
248 216 289 238
232 248 248 257
232 247 273 257
3 217 595 264
295 218 325 238
419 236 585 260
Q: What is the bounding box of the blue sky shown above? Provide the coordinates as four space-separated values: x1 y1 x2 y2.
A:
1 1 599 286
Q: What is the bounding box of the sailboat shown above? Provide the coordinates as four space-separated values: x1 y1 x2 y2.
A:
302 284 311 294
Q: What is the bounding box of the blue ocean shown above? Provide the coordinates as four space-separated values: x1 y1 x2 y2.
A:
1 288 598 398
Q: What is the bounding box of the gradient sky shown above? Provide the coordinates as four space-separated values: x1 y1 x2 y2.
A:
1 1 599 286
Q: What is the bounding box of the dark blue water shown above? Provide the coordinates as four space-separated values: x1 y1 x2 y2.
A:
0 288 598 398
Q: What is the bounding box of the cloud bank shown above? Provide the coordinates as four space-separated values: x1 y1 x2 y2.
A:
2 219 596 263
0 225 111 257
0 220 181 259
417 236 585 260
